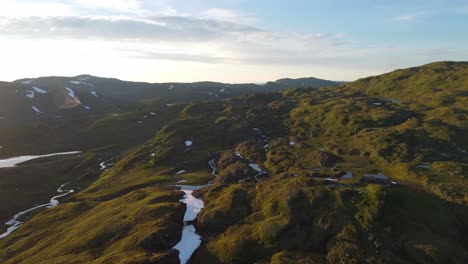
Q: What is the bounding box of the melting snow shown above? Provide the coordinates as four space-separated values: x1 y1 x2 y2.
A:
175 170 186 175
416 164 431 169
289 141 296 146
84 106 91 110
90 91 98 97
363 173 388 180
21 79 33 84
65 87 81 104
340 172 354 179
249 163 263 172
185 141 193 147
173 186 205 264
32 106 42 113
372 102 382 106
69 80 82 85
25 90 35 99
150 112 157 116
32 86 47 94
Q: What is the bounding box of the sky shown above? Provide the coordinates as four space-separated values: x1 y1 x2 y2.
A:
0 0 467 83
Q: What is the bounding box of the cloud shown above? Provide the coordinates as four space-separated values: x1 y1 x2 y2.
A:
0 2 381 70
0 16 261 42
129 50 230 63
76 0 142 10
395 11 431 22
0 0 75 17
200 8 257 24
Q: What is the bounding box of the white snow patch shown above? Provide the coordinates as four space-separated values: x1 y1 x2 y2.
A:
340 172 354 179
173 185 205 264
416 164 431 169
21 79 33 84
84 106 91 110
65 87 81 104
249 163 267 181
32 86 47 94
0 151 81 168
69 80 82 85
90 91 98 97
32 106 42 113
25 90 34 99
185 141 193 147
289 141 296 146
150 112 157 116
249 163 263 173
175 170 186 175
176 180 188 183
372 102 382 106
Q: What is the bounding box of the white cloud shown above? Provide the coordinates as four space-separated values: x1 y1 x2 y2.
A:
0 1 419 82
75 0 143 12
201 8 257 24
395 11 431 22
0 0 75 17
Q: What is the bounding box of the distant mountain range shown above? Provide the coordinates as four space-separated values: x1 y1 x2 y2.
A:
0 75 340 121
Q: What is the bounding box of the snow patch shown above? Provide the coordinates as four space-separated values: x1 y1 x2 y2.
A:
340 172 354 179
90 91 98 97
32 106 42 113
25 90 34 99
185 141 193 147
173 186 205 264
65 87 81 104
32 86 47 94
175 170 186 175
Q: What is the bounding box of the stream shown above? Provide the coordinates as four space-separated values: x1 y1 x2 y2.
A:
0 183 74 239
0 151 81 239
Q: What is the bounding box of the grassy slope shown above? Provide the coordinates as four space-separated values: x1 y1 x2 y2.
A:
0 62 466 263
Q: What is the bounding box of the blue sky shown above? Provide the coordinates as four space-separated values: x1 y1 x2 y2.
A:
0 0 467 83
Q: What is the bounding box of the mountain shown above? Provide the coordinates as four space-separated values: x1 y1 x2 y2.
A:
0 62 467 264
0 75 339 122
265 77 342 89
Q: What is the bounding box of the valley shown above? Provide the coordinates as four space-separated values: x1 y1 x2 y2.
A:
0 62 466 263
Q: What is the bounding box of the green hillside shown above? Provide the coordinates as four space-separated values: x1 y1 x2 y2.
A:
0 62 466 264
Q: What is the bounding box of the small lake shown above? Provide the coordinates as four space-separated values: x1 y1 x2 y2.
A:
0 151 81 168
